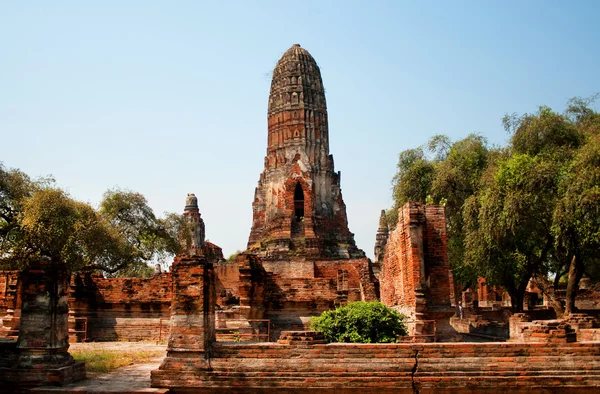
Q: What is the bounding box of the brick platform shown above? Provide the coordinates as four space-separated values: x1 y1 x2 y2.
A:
153 341 600 392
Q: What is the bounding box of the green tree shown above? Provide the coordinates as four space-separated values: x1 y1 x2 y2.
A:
388 147 436 227
553 134 600 314
0 164 183 276
464 103 595 312
430 134 492 286
389 97 599 313
464 152 558 311
99 189 182 277
310 301 407 343
389 134 492 288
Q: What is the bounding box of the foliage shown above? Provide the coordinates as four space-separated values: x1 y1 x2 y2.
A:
463 152 558 310
310 301 407 343
429 134 492 286
0 164 184 275
99 189 183 277
463 99 599 312
388 145 437 227
70 347 164 373
389 96 599 312
226 250 242 262
389 134 493 287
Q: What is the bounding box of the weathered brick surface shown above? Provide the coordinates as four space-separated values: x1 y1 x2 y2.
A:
151 242 600 392
477 277 509 308
218 254 377 340
0 261 85 390
0 271 21 338
69 272 172 342
510 314 580 343
380 203 454 338
247 44 365 261
152 255 215 385
153 341 600 391
575 280 600 310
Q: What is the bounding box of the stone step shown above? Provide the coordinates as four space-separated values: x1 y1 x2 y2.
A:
160 374 600 389
31 388 169 394
202 367 600 377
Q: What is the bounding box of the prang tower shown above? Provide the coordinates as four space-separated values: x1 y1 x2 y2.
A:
247 44 364 259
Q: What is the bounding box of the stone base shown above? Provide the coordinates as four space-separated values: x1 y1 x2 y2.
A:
277 330 327 345
0 361 85 392
151 342 600 392
449 315 509 340
510 316 578 343
152 351 212 389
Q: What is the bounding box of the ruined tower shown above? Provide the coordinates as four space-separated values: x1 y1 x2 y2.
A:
372 209 389 278
183 193 205 254
247 44 363 259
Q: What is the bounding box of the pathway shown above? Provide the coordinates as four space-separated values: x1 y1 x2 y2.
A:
31 343 168 394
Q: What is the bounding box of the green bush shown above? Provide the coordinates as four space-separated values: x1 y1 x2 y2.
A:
310 301 407 343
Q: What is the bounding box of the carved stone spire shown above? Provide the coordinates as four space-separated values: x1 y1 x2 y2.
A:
247 44 364 260
183 193 205 254
266 43 329 169
374 209 389 266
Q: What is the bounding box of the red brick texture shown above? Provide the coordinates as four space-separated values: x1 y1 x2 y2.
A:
0 271 21 338
247 44 365 260
152 255 215 382
222 254 377 339
152 341 600 392
69 272 173 342
380 203 453 326
151 247 600 392
0 261 85 390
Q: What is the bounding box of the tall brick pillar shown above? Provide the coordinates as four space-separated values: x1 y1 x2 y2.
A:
0 260 85 388
380 202 456 341
152 255 215 388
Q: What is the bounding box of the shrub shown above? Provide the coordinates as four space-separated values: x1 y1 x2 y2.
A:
310 301 407 343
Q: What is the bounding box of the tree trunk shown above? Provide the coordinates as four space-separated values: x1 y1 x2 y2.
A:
508 283 525 313
553 270 563 290
565 253 584 315
509 292 524 313
531 275 565 318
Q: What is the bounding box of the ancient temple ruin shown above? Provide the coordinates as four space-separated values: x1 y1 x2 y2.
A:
2 43 600 392
247 44 363 260
214 44 377 337
380 202 455 339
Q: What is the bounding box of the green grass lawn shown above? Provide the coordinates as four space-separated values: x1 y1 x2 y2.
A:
70 348 164 373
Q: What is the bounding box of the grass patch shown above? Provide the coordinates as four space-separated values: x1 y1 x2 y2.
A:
70 348 164 373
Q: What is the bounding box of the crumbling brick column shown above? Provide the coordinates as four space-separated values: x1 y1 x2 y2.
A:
380 202 455 340
152 255 215 387
0 271 21 339
0 260 85 388
17 260 71 364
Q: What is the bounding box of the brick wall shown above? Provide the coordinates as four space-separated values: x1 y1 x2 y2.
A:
69 273 173 342
151 256 215 383
380 203 453 321
0 271 20 338
152 341 600 391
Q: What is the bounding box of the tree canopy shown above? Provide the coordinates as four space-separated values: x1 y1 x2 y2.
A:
389 96 600 312
0 164 183 276
389 133 493 287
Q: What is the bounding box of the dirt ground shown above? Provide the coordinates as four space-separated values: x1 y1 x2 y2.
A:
31 342 168 393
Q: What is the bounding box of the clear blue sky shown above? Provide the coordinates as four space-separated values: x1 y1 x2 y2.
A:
1 1 598 259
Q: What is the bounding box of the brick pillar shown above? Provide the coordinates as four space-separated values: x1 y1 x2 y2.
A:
6 259 85 388
152 255 215 387
0 271 21 339
16 260 73 366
